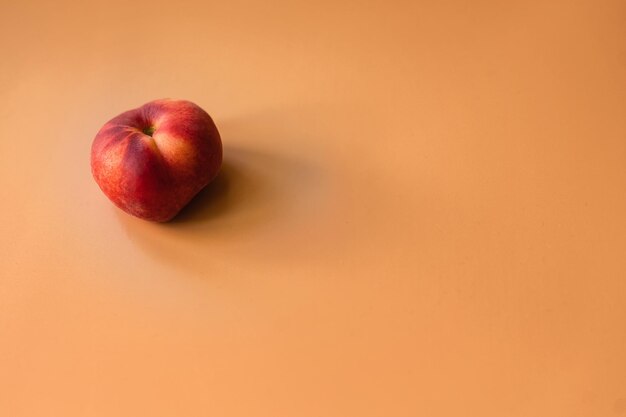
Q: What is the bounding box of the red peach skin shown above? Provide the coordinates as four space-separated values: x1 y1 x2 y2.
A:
91 99 222 222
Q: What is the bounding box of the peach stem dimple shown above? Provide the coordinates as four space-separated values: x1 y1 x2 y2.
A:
142 125 156 137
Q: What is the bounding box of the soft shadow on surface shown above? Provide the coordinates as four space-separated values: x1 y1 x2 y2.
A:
162 145 310 232
115 142 323 275
167 162 233 224
166 147 283 227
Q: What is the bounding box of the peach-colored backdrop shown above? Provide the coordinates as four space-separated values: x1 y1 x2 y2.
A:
2 0 626 415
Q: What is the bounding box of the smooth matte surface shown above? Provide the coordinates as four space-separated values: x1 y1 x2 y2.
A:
2 0 626 415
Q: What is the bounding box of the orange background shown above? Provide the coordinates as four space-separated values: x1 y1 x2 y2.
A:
1 0 626 415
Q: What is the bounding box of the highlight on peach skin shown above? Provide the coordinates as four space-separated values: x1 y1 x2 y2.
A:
90 99 223 222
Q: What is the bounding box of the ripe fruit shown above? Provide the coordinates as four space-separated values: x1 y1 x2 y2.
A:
91 99 222 222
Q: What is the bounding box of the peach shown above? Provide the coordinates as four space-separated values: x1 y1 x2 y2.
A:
91 99 222 222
